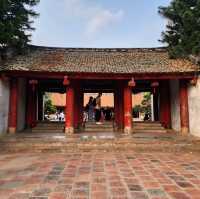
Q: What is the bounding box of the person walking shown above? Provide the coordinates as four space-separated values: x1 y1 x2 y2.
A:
87 97 95 121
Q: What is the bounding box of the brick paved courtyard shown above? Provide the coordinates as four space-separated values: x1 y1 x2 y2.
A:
0 152 200 199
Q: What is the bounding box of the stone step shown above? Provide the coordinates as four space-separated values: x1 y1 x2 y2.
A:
134 122 162 127
33 127 64 130
84 122 114 133
0 138 195 153
85 123 113 128
36 123 64 127
133 129 167 134
32 129 64 133
85 125 113 129
84 128 114 132
84 125 113 129
133 126 165 130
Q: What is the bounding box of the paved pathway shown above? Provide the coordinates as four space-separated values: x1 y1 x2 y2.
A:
0 152 200 199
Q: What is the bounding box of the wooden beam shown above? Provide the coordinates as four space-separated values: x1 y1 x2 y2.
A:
3 70 195 80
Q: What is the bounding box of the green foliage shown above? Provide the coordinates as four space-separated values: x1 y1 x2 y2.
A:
133 105 142 117
133 105 142 113
159 0 200 58
44 99 56 115
0 0 39 52
141 92 151 116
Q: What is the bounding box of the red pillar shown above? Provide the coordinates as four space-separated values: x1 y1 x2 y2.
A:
153 92 159 121
123 83 132 134
8 78 18 134
179 80 189 135
38 90 43 121
159 80 171 128
118 82 124 130
79 89 84 128
114 89 119 129
27 83 33 128
74 83 80 130
26 80 37 128
32 86 37 128
65 85 74 134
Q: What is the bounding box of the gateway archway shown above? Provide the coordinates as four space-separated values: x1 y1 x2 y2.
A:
4 47 195 135
22 78 173 134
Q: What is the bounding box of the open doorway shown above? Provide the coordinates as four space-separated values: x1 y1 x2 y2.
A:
41 92 65 122
132 92 153 122
83 93 114 123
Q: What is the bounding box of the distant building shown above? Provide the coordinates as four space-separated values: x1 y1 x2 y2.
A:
49 92 144 109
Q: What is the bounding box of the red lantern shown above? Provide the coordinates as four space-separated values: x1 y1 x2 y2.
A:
190 77 198 86
63 76 70 86
128 78 136 87
29 80 38 91
151 81 159 94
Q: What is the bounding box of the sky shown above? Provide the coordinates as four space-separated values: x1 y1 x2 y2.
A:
31 0 171 48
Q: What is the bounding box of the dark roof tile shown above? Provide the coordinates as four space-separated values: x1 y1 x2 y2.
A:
1 46 198 74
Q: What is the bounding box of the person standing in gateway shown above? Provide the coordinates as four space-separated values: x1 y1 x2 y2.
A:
95 93 102 124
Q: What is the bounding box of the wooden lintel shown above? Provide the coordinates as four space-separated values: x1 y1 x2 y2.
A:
2 70 195 80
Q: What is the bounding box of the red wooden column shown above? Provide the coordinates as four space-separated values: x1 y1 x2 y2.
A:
123 78 135 134
151 82 159 121
118 82 124 130
63 76 74 134
32 82 37 128
74 82 80 130
26 80 38 128
179 80 189 135
8 78 18 134
159 80 171 128
38 90 43 121
79 88 84 128
153 93 159 121
114 88 120 129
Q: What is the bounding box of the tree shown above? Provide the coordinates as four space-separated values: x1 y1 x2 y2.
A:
133 105 142 118
159 0 200 58
141 92 151 117
0 0 40 54
44 99 56 115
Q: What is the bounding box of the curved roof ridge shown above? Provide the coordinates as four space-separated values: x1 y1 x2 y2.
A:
29 44 167 53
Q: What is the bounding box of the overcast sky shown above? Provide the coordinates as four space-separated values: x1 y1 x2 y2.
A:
31 0 171 48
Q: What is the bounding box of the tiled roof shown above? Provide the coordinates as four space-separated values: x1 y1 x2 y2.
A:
0 45 198 74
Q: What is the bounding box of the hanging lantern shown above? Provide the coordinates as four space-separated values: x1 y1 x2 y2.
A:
29 80 38 91
128 78 136 87
63 75 70 86
151 81 159 94
190 77 198 86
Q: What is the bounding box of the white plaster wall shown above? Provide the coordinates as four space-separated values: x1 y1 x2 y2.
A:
170 80 181 131
188 76 200 137
17 78 26 131
0 79 10 134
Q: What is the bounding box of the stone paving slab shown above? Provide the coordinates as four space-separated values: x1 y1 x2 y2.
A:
0 152 200 198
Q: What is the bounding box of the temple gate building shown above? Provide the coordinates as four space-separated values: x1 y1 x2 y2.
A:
0 46 199 136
